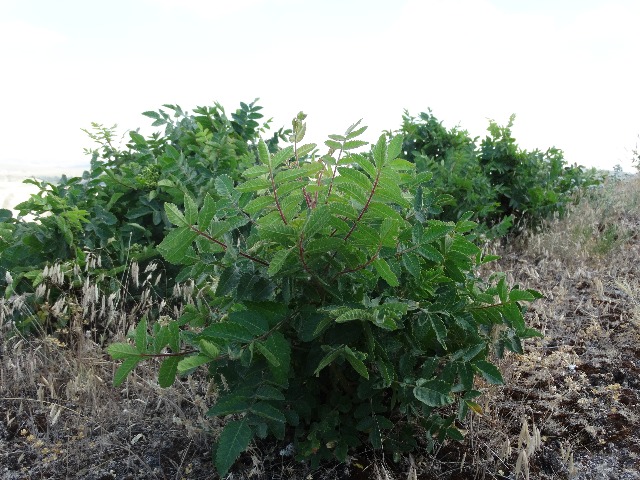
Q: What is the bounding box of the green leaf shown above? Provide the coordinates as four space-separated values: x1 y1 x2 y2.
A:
343 140 368 150
376 359 394 388
387 158 415 171
129 131 147 146
336 167 373 191
207 395 250 417
402 252 421 278
242 165 270 178
497 277 508 303
113 357 141 387
165 203 188 227
295 143 317 158
215 174 236 199
158 356 179 387
236 177 271 193
455 218 477 233
373 258 399 287
372 134 387 168
271 145 295 169
429 315 448 350
198 194 216 229
177 354 212 374
413 380 453 407
107 342 140 359
157 227 197 264
257 139 270 165
184 193 198 225
335 308 372 323
417 244 444 263
201 322 254 343
199 339 220 358
267 247 294 277
344 347 368 379
215 266 240 297
450 236 481 256
508 288 537 302
215 419 252 477
243 196 274 215
473 360 504 385
502 302 526 333
255 385 285 401
135 318 148 353
355 155 377 178
346 124 367 139
386 134 404 162
258 223 296 245
314 347 343 377
303 205 332 238
250 402 286 423
263 332 291 386
325 139 342 150
227 311 269 336
422 222 454 244
375 184 411 208
256 340 280 367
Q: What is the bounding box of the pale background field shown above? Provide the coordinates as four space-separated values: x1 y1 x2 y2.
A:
0 165 85 213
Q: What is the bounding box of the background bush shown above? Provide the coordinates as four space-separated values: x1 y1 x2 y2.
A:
401 110 603 235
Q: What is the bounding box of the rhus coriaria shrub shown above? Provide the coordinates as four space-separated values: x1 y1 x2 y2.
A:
109 114 542 476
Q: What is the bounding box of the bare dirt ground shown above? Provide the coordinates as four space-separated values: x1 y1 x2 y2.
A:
1 176 638 480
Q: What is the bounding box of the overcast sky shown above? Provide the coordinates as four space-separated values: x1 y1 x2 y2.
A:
1 0 638 175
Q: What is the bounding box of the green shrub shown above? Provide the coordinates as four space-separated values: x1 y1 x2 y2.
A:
109 115 541 476
401 111 603 235
0 100 284 334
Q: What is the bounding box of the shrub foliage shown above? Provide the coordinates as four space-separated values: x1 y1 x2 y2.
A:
401 110 603 235
108 114 542 475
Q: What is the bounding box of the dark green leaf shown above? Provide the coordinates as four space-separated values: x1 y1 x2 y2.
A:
215 266 241 297
227 311 269 336
413 380 453 407
135 317 148 353
250 402 286 423
402 252 421 278
255 384 285 401
473 360 504 385
177 354 211 374
215 174 236 199
158 356 179 387
314 347 343 376
215 419 253 476
107 343 140 360
373 258 399 287
113 357 141 387
201 322 253 343
157 227 197 264
164 203 187 227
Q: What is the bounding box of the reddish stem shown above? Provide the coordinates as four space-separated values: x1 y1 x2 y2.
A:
343 169 381 242
190 226 269 266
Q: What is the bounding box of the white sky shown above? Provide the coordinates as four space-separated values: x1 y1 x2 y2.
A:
1 0 639 175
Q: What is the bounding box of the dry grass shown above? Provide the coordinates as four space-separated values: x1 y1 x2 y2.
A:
1 175 639 480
